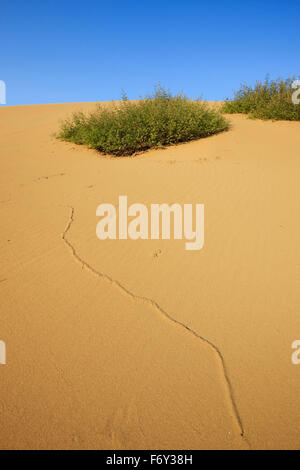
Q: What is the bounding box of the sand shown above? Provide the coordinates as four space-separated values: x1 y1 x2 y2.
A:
0 102 300 450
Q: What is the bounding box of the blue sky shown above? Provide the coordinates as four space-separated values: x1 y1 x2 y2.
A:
1 0 299 105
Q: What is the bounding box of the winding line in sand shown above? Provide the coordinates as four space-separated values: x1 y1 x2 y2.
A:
62 206 250 448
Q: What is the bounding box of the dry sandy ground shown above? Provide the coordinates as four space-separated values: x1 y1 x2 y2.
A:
0 102 300 450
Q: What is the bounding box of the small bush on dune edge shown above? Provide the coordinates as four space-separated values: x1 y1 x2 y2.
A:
57 86 229 156
222 77 300 121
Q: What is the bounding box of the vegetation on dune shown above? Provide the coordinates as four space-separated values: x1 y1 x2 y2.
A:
57 85 229 156
222 76 300 121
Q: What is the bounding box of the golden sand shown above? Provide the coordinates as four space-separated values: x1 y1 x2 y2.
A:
0 102 300 449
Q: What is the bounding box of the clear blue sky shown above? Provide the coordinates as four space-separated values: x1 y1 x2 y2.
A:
1 0 299 105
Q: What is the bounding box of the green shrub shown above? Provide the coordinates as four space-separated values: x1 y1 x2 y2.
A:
57 86 229 156
222 77 300 121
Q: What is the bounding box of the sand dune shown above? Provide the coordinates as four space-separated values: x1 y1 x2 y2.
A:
0 102 300 449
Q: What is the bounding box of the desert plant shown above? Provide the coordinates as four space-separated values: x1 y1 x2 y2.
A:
222 76 300 121
57 85 229 156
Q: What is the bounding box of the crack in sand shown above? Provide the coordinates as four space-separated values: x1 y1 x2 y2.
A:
36 173 66 181
62 206 250 448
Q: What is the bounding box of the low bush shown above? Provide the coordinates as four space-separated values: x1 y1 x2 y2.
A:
57 86 229 156
222 77 300 120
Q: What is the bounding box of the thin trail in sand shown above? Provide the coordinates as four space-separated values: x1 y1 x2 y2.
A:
62 206 250 448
